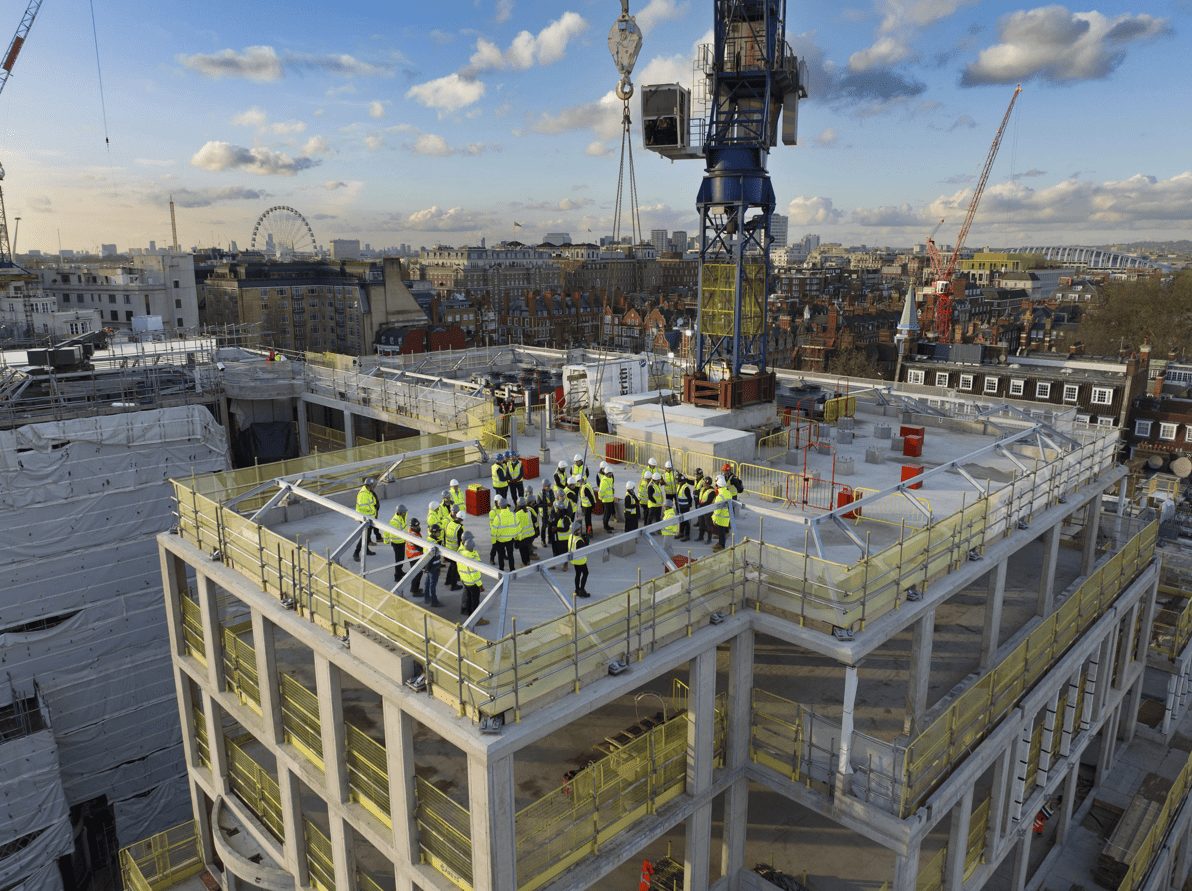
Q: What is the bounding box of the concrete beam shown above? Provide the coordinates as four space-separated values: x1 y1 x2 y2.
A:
1081 500 1101 575
344 410 356 449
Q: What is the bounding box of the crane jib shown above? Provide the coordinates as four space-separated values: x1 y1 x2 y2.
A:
3 36 23 73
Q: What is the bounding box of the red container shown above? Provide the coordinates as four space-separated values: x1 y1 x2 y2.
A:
903 435 923 458
665 554 696 573
466 484 491 516
605 442 627 465
901 464 923 490
899 424 925 440
837 487 860 520
592 501 604 515
521 455 540 479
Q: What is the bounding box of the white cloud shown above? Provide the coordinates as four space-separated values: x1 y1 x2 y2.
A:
786 196 844 225
407 133 494 157
848 0 977 72
190 141 320 176
531 91 623 140
851 203 927 227
636 0 689 33
364 134 384 151
495 0 514 23
848 35 911 72
302 135 331 155
406 73 486 111
962 6 1170 85
466 11 588 73
324 180 350 190
269 119 307 135
585 141 612 157
232 106 268 127
368 100 385 119
180 46 394 81
403 205 489 232
813 128 838 147
181 46 283 81
159 186 268 208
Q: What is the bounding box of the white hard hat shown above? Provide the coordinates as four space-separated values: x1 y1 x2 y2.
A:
715 475 726 487
647 458 657 467
625 481 635 491
494 495 503 506
652 472 661 481
569 476 578 485
664 460 673 469
450 479 459 487
599 462 608 471
428 501 438 510
558 460 567 469
573 454 583 462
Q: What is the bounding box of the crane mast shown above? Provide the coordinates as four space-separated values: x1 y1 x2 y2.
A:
928 83 1022 342
0 0 45 267
642 0 806 408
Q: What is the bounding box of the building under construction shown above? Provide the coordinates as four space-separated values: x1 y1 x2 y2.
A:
115 342 1192 891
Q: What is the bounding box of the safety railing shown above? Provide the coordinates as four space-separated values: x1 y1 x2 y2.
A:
1118 748 1192 891
305 819 336 891
223 623 261 715
415 776 474 888
822 395 858 423
193 708 210 769
751 689 807 782
226 735 285 841
899 519 1157 816
119 821 203 891
180 595 206 666
590 430 726 481
514 696 727 891
1152 583 1192 662
279 673 324 771
756 427 790 462
966 798 991 880
345 724 391 828
307 421 378 451
357 871 387 891
917 845 947 891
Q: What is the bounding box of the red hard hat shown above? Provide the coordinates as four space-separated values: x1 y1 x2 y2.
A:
722 462 732 472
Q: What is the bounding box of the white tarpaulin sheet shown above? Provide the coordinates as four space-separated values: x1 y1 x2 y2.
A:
0 731 72 889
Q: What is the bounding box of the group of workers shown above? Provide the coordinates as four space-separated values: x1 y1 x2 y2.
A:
349 451 743 617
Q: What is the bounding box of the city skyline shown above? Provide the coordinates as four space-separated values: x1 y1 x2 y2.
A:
2 0 1190 253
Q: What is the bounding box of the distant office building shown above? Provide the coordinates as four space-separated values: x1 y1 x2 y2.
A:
100 243 118 258
651 228 669 255
770 213 788 248
330 239 362 260
670 230 688 254
39 252 200 332
543 232 572 246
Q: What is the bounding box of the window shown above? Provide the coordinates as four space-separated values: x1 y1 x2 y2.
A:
175 298 182 309
109 310 118 322
125 311 133 321
173 280 180 289
1186 427 1192 444
935 372 949 387
108 294 116 304
1091 387 1113 406
1160 422 1178 441
124 295 131 304
984 377 1000 394
176 318 184 328
1036 382 1051 399
959 374 974 391
62 294 70 303
907 370 925 384
1009 379 1025 397
1135 420 1153 437
1097 416 1115 428
1075 414 1091 426
1062 384 1079 403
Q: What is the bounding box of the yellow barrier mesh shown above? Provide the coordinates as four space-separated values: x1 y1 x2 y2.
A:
304 820 336 891
750 689 806 782
118 821 203 891
223 624 261 715
308 421 378 451
1153 582 1192 661
1118 748 1192 891
280 673 324 771
514 698 726 891
917 845 947 891
226 736 285 841
193 708 210 769
415 776 474 888
345 724 391 827
700 262 763 339
901 520 1157 816
179 595 205 665
357 872 387 891
965 799 990 880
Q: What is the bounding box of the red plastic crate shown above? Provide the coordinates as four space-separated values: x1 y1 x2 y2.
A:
901 464 923 490
899 424 925 440
605 442 627 465
520 455 540 479
465 484 490 516
665 554 696 573
903 435 923 458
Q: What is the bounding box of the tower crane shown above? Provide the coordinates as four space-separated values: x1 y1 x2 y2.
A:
642 0 807 407
927 83 1022 342
0 0 45 266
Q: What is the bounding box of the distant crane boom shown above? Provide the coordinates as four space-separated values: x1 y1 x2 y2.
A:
0 0 43 98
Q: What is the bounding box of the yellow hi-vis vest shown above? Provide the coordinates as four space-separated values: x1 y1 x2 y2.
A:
661 507 679 536
713 490 733 528
355 486 378 518
457 548 482 585
598 473 615 502
381 512 407 544
450 487 466 512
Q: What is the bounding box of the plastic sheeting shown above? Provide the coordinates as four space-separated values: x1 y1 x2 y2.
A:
113 774 193 844
0 731 73 889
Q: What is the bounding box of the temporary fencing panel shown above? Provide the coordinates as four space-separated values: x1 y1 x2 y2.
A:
118 821 203 891
415 776 473 889
280 673 324 771
226 736 285 841
223 624 261 715
345 724 391 828
305 820 336 891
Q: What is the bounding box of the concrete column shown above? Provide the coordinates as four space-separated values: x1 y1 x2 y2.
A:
189 776 217 869
344 410 356 449
1082 500 1102 575
685 649 717 891
989 746 1013 850
944 789 974 891
905 609 936 737
1010 831 1033 891
892 841 922 891
1097 705 1119 781
720 631 754 891
1124 674 1145 746
835 665 860 800
1056 760 1080 845
1123 602 1141 668
1037 525 1061 617
981 559 1008 670
297 399 310 455
160 550 188 659
467 754 517 891
252 611 285 744
382 700 419 891
329 818 357 891
201 693 229 797
277 767 310 884
314 655 349 804
196 574 225 693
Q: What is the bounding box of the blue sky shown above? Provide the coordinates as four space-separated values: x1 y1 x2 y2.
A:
2 0 1190 253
